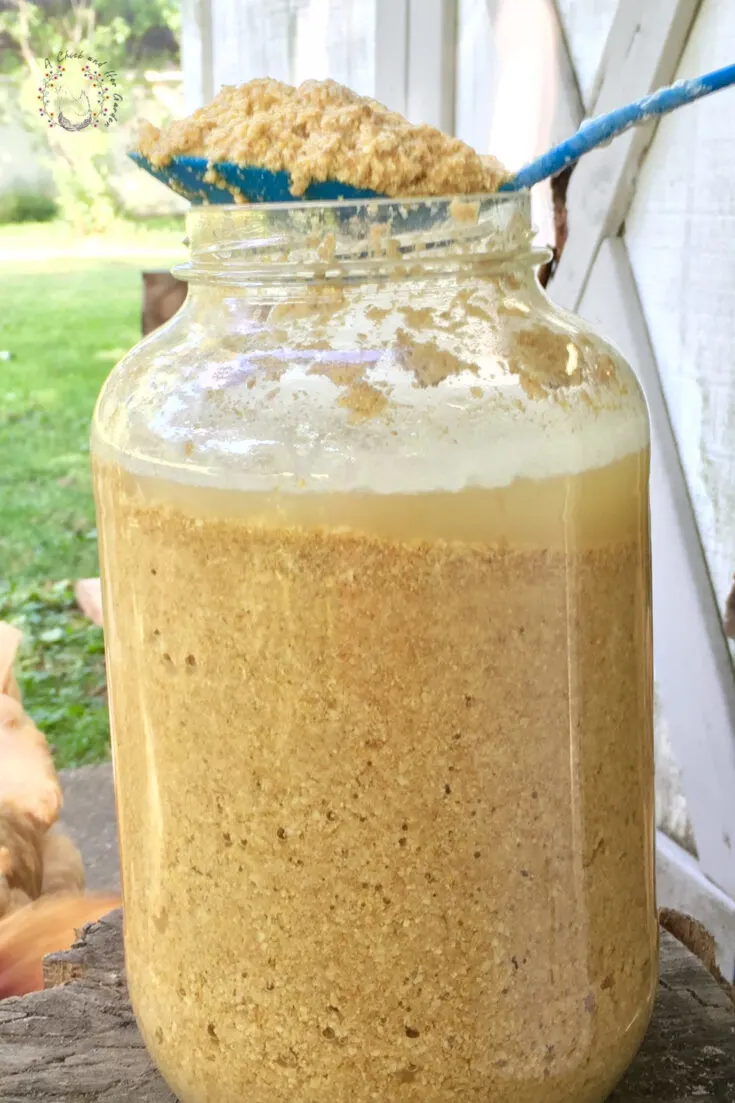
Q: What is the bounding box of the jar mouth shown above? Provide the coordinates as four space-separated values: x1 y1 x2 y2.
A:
186 189 528 216
176 191 546 285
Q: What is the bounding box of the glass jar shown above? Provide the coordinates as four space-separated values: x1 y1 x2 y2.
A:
92 193 657 1103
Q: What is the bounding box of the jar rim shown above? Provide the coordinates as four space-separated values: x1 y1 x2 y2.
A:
178 190 540 285
185 189 529 216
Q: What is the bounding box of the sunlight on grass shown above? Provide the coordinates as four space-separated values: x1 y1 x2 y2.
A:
0 228 185 765
0 580 108 767
94 347 132 362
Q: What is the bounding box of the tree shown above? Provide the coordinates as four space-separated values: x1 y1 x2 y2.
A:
0 1 182 230
0 0 181 78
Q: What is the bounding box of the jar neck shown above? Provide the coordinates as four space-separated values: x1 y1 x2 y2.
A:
175 193 547 288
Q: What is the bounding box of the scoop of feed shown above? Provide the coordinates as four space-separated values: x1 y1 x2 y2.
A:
0 893 121 999
132 77 508 204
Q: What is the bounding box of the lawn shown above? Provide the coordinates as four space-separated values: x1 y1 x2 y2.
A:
0 220 186 766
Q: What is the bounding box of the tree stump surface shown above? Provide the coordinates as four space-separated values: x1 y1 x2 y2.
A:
0 909 733 1102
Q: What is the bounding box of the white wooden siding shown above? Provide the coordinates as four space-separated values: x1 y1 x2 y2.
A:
455 0 582 253
184 0 376 109
181 0 214 113
655 690 696 857
455 0 496 155
554 0 617 108
577 237 735 905
657 833 735 982
626 0 735 651
405 0 457 131
183 0 448 124
551 0 702 312
375 0 409 115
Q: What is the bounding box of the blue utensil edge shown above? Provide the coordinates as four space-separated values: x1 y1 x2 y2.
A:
501 62 735 192
128 151 381 204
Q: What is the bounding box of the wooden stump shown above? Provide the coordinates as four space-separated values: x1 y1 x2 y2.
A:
142 272 187 337
0 909 734 1101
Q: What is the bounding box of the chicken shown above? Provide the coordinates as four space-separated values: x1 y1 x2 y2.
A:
0 893 121 1000
0 622 121 998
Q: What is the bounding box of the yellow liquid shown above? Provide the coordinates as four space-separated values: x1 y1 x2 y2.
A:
94 449 656 1103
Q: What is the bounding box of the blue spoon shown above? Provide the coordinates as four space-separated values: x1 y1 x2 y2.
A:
501 61 735 192
130 63 735 204
128 151 381 205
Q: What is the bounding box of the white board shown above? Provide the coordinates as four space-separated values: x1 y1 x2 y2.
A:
555 0 618 107
626 0 735 645
204 0 376 97
577 237 735 901
455 0 582 251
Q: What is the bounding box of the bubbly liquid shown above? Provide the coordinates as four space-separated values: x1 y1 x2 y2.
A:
94 449 657 1103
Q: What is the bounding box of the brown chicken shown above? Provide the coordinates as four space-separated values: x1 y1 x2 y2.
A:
0 622 121 998
0 893 121 999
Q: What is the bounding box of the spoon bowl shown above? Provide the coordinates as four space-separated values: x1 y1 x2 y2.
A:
130 62 735 205
128 152 382 205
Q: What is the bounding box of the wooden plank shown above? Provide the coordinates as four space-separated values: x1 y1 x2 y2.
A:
1 909 734 1100
554 0 619 109
551 0 702 311
406 0 457 131
180 0 214 113
480 0 583 157
456 0 583 252
141 272 188 337
657 832 735 982
0 911 175 1102
578 237 735 902
455 0 496 152
624 0 735 649
210 0 293 89
375 0 409 114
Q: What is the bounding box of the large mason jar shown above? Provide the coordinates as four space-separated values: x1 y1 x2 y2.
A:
92 193 657 1103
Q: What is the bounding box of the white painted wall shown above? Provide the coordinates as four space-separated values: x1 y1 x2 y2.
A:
455 0 582 252
555 0 618 108
184 0 376 110
626 0 735 651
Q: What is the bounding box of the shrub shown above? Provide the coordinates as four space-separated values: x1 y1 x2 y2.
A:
0 190 58 224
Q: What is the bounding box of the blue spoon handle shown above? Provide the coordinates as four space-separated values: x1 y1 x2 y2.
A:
501 62 735 192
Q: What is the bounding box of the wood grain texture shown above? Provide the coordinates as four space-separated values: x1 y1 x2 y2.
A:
0 909 733 1101
180 0 214 114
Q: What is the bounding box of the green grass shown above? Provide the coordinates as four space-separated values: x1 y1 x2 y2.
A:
0 581 109 767
0 222 185 766
0 214 186 249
